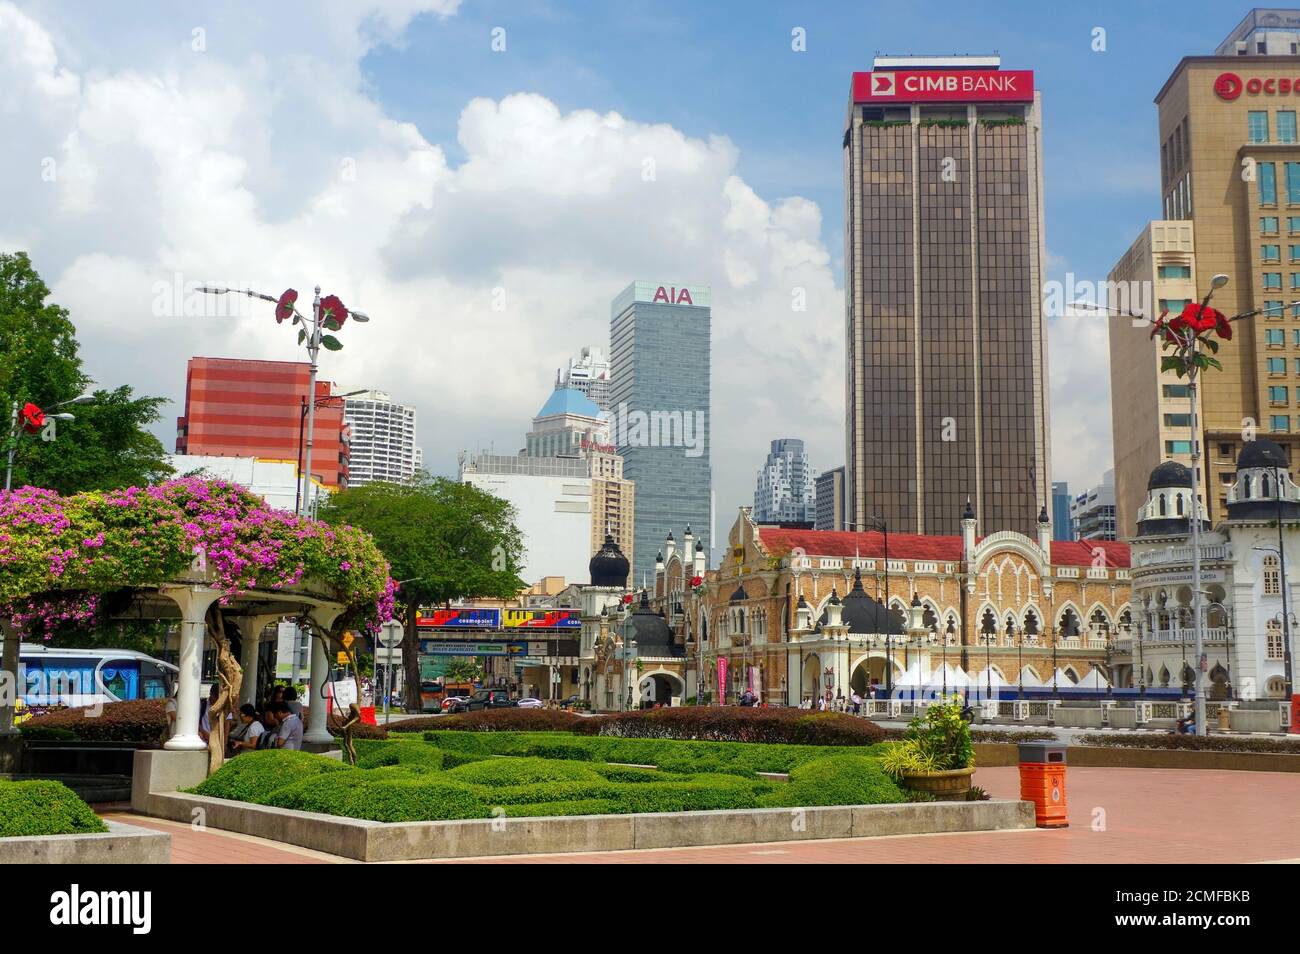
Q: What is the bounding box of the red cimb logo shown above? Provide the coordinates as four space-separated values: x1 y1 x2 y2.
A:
1215 72 1243 101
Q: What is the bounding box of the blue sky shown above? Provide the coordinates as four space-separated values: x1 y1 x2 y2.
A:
362 0 1222 292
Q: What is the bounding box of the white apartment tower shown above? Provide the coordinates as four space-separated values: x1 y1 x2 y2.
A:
343 390 421 486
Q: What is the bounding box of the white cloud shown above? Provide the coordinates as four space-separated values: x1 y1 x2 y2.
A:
0 0 844 550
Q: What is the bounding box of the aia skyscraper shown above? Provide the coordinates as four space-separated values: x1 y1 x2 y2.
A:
609 281 712 586
843 55 1051 537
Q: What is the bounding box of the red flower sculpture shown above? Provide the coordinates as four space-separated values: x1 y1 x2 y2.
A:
275 288 298 324
319 294 348 329
1148 302 1233 378
622 593 633 604
20 403 44 434
690 575 703 588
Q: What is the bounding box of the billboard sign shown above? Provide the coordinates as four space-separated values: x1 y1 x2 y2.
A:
419 640 528 656
416 608 502 629
501 609 581 630
852 69 1034 103
629 281 711 308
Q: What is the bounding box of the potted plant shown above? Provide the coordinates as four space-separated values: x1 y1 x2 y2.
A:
879 697 975 799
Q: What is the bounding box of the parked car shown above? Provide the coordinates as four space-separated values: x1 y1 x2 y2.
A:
559 695 583 710
464 688 516 711
516 697 544 708
441 695 471 713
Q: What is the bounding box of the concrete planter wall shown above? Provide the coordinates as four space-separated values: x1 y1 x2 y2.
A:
0 820 169 864
136 790 1034 862
973 741 1300 773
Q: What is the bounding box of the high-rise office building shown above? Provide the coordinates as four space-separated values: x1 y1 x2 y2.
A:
1051 481 1074 542
843 56 1050 538
1070 469 1118 541
558 345 612 412
753 439 816 524
1152 12 1300 521
175 357 349 489
815 466 846 531
609 281 712 586
343 389 421 487
1107 221 1201 537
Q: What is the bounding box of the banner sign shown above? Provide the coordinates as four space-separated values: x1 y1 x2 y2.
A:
501 609 580 630
416 608 501 629
852 69 1034 103
419 640 528 657
717 657 728 698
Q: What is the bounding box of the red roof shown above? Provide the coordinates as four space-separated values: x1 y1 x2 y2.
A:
1050 539 1130 568
756 528 1129 569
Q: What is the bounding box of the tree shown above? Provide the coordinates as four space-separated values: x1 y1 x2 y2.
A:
0 252 173 493
320 475 525 711
442 658 483 683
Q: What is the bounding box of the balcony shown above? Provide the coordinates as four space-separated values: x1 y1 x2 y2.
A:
1133 544 1229 567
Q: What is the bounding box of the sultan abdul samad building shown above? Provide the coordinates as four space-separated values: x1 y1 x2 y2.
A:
647 503 1134 706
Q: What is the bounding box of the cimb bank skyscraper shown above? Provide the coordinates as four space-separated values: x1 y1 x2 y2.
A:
843 56 1051 537
609 281 712 587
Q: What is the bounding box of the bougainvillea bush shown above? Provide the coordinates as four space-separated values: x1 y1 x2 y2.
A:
0 478 394 636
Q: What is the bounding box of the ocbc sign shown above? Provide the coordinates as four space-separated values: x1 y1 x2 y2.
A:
1214 71 1300 101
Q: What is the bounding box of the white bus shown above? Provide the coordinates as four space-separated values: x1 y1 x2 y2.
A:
14 645 179 709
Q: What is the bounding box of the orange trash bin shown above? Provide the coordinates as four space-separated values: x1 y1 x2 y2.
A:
1017 742 1068 828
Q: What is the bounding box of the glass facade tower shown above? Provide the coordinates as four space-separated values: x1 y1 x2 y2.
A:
609 281 712 587
843 57 1051 538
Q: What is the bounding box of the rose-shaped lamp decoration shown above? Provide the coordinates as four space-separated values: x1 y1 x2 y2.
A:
275 288 298 324
319 294 348 330
20 403 44 434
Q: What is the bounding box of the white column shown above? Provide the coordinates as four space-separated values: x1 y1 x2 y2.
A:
304 606 343 744
163 586 221 752
0 620 19 736
236 615 278 709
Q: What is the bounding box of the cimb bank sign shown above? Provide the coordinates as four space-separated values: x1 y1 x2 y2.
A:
852 69 1035 103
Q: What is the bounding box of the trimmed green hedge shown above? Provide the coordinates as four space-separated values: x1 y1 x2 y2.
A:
191 750 347 803
0 779 108 837
1076 733 1300 754
420 730 877 775
19 699 168 744
193 734 907 822
758 755 905 808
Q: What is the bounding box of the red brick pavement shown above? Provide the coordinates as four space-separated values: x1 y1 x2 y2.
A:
103 767 1300 864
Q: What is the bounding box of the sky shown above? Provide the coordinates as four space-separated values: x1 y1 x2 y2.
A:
0 0 1248 541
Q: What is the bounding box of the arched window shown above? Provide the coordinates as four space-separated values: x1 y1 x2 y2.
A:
1244 475 1254 499
1264 554 1281 596
1176 494 1184 515
922 605 937 633
1024 610 1040 636
1264 473 1274 498
1267 676 1288 698
1058 608 1081 639
980 608 997 640
1268 620 1284 660
1159 493 1167 516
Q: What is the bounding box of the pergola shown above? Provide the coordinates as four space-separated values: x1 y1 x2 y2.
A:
105 572 353 750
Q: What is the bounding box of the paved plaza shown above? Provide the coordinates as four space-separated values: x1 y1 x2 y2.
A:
102 765 1300 864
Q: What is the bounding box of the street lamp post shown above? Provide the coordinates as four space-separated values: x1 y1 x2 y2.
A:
296 389 367 515
1015 620 1023 700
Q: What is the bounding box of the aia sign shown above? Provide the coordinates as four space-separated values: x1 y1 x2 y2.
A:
652 285 694 305
1214 71 1300 100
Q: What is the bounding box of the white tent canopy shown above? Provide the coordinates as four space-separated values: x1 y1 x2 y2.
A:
1053 667 1081 687
1075 668 1111 689
1017 665 1044 687
973 666 1008 688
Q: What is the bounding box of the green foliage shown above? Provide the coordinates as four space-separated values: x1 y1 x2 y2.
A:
260 769 491 822
319 475 526 610
576 706 887 745
0 779 107 836
442 756 602 787
441 657 482 683
760 755 905 808
906 699 974 771
16 724 78 741
0 253 172 494
878 741 939 780
21 699 168 744
191 749 347 803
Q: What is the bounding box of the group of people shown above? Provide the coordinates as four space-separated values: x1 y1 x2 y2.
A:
165 681 306 753
798 688 873 714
